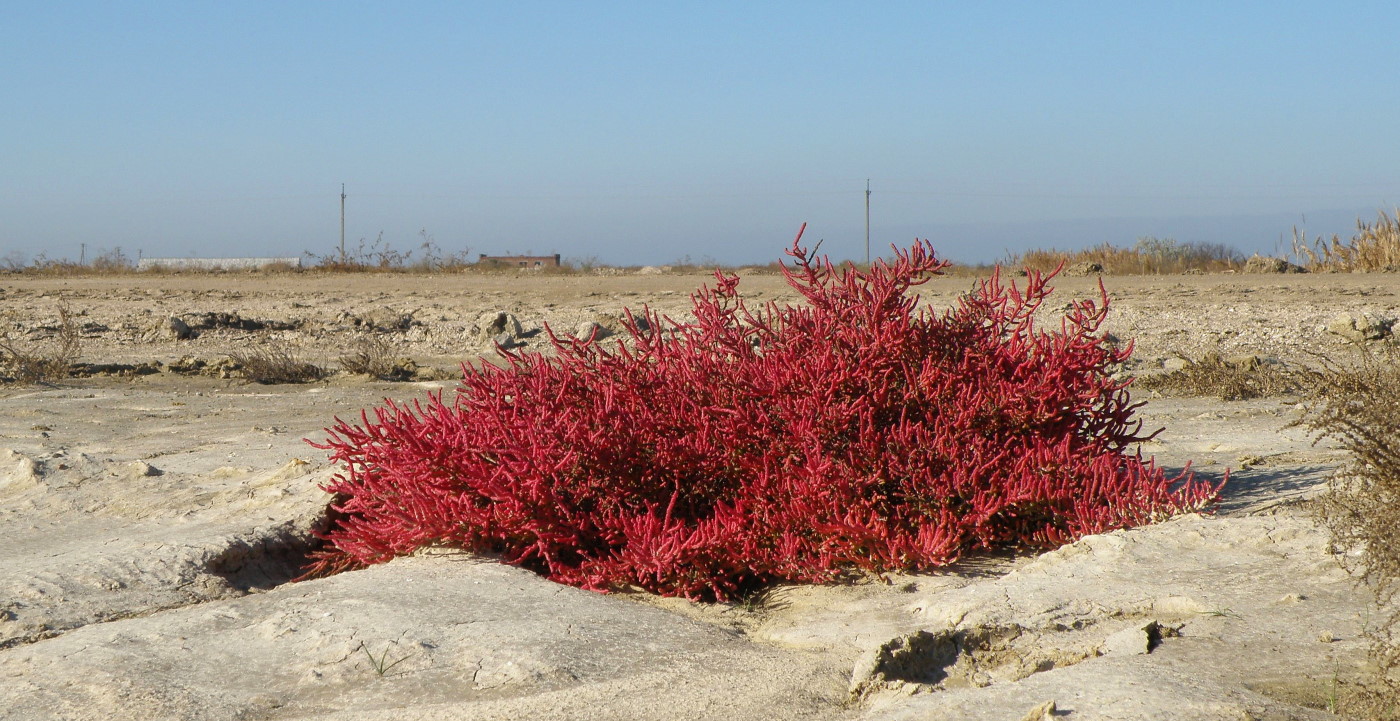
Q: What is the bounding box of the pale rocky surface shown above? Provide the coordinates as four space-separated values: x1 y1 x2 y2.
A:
0 269 1394 720
4 269 1399 372
852 512 1360 720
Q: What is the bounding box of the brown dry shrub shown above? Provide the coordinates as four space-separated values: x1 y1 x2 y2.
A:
1293 347 1400 717
228 341 326 384
338 334 414 381
0 303 81 383
1135 353 1301 401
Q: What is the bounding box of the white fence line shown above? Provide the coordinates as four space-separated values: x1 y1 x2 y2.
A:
136 257 302 271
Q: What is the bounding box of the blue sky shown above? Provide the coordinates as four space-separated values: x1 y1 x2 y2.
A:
4 2 1398 265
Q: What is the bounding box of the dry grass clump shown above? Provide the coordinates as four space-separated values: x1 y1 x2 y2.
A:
338 334 414 381
228 341 326 384
1294 210 1400 273
10 248 136 277
257 261 301 273
1135 353 1301 401
1293 347 1400 718
0 303 81 384
1013 237 1243 275
310 231 480 273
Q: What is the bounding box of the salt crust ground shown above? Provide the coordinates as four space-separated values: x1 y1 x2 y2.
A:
0 270 1393 720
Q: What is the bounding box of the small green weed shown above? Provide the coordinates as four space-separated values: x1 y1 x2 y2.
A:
358 640 412 677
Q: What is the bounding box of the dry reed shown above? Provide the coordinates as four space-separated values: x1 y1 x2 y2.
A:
1294 210 1400 273
1012 237 1242 275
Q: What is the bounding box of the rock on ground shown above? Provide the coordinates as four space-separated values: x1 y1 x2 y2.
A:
1243 256 1307 274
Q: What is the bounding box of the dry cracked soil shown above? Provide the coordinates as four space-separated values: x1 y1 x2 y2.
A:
0 267 1395 720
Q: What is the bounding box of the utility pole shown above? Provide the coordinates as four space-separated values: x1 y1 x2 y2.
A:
864 179 871 266
80 243 86 266
339 184 347 261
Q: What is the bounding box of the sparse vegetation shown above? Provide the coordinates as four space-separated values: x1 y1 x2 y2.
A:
1136 353 1302 401
11 248 136 276
338 334 413 381
0 231 1254 277
228 341 326 384
0 303 81 383
1294 209 1400 273
309 230 477 273
1011 237 1243 275
1293 346 1400 718
16 212 1400 278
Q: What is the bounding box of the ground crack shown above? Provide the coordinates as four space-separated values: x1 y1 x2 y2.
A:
847 617 1170 704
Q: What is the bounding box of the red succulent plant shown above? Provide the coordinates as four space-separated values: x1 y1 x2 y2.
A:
302 226 1219 600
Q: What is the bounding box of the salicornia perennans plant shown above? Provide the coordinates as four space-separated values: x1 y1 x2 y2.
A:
301 228 1219 600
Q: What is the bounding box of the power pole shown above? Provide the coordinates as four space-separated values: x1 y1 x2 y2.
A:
339 184 347 261
80 243 86 266
864 179 871 266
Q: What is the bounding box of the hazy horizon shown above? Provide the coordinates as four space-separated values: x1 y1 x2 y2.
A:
5 4 1397 267
7 198 1383 269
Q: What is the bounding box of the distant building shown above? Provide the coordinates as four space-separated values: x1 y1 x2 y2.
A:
478 253 561 269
